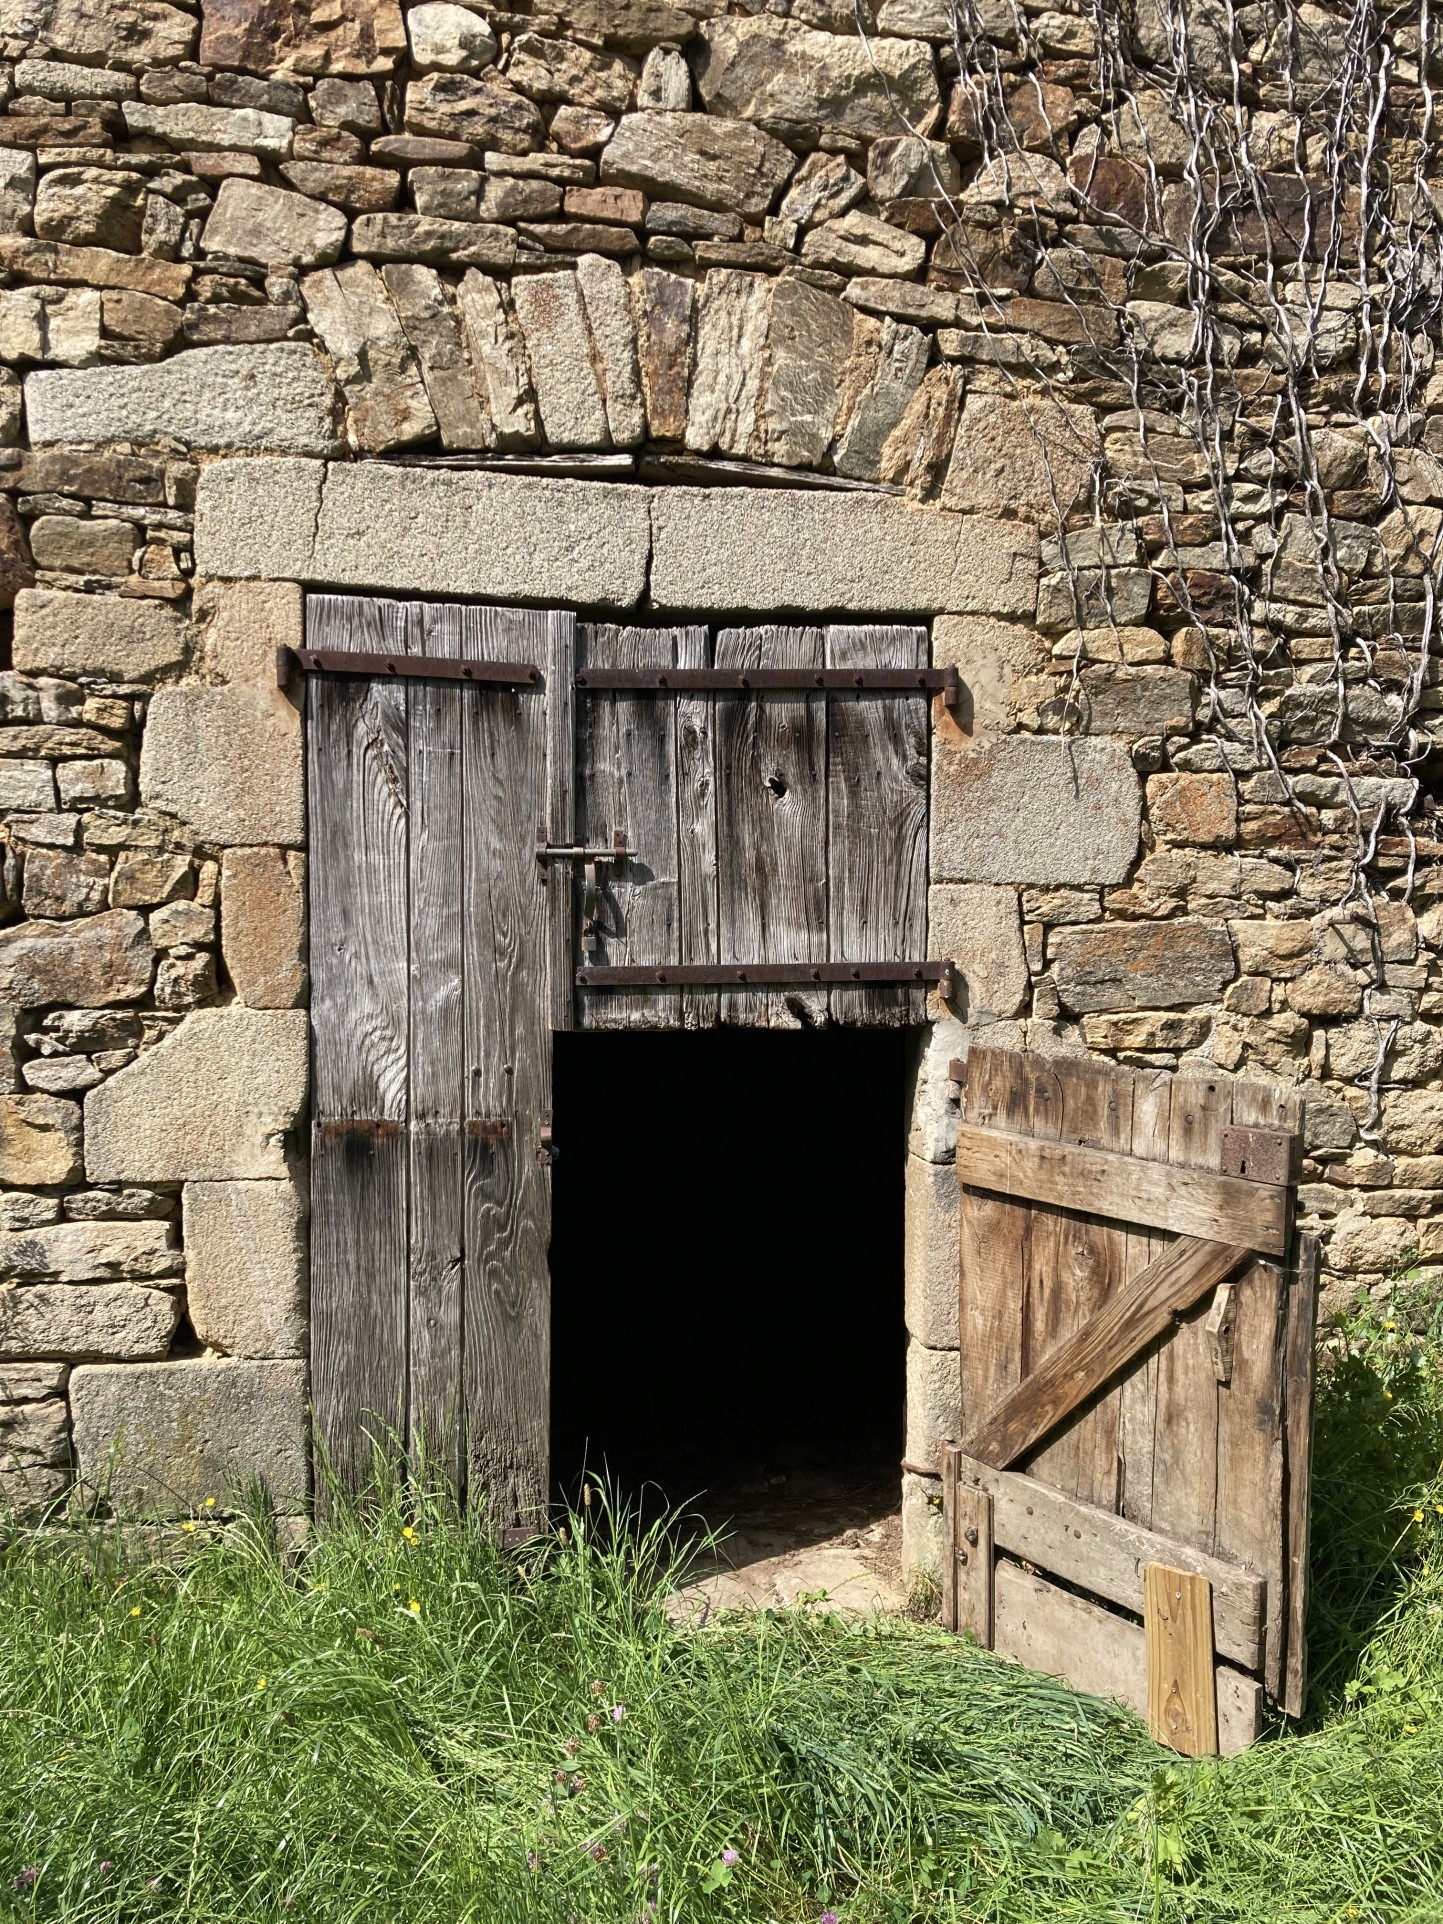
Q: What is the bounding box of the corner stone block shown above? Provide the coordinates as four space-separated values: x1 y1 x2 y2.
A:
221 847 307 1007
901 1469 945 1585
648 488 1038 616
905 1154 959 1350
183 1180 307 1359
931 614 1050 735
192 459 325 583
69 1358 309 1518
84 1007 307 1184
907 1013 966 1164
929 882 1027 1020
140 677 302 847
25 345 340 456
0 1092 82 1185
13 589 187 682
194 577 305 688
906 1339 961 1469
0 1283 180 1363
931 735 1142 886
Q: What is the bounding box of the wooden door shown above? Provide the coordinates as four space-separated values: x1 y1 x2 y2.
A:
570 622 932 1029
307 593 570 1529
941 1044 1317 1755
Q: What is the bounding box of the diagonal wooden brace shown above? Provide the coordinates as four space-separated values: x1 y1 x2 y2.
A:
963 1235 1253 1470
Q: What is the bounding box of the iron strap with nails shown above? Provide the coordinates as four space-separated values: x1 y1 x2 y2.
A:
574 664 960 708
576 960 957 992
277 645 542 692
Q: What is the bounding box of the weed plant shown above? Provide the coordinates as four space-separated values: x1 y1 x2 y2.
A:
3 1286 1442 1922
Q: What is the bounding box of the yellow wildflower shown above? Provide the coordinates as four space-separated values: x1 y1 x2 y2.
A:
204 1496 216 1508
128 1606 141 1618
408 1598 421 1615
181 1521 198 1534
1386 1320 1397 1331
401 1525 417 1542
1415 1509 1426 1523
256 1678 267 1692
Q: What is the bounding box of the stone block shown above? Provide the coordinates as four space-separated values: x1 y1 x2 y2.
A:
907 1013 968 1164
221 847 306 1007
900 1468 945 1583
407 3 498 72
34 165 146 251
1080 1011 1212 1051
301 260 438 452
0 1220 180 1282
1075 663 1195 736
22 848 110 918
183 1179 307 1358
0 1360 68 1398
693 16 940 140
0 0 197 67
201 178 348 270
801 209 926 278
930 614 1049 734
906 1339 961 1468
84 1007 307 1183
0 1282 179 1361
905 1154 958 1349
1381 1091 1443 1157
13 588 186 681
931 736 1141 885
942 392 1100 520
649 488 1037 616
1051 920 1237 1012
685 267 770 458
0 909 153 1009
0 1093 82 1184
0 284 102 365
928 882 1028 1021
1231 918 1316 979
404 70 542 151
191 459 325 582
69 1358 308 1518
29 514 140 577
140 671 302 846
57 760 132 808
0 1393 67 1464
1148 771 1237 847
0 761 56 809
600 110 795 219
199 0 405 75
511 270 610 451
1328 1213 1416 1276
192 577 304 691
25 345 340 456
121 102 296 157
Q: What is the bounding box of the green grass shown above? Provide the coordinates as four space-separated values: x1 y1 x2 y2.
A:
4 1287 1443 1923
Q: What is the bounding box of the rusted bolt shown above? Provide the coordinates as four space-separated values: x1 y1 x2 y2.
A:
964 1526 979 1546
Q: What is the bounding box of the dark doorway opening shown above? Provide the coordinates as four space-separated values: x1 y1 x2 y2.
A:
550 1028 908 1558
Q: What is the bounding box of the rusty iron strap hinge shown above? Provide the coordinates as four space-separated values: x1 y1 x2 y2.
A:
575 664 960 709
577 960 957 993
277 645 541 692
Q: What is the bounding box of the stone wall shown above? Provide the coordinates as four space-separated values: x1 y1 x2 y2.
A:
0 0 1437 1560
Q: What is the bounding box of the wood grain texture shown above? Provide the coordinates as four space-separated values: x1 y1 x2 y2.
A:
952 1124 1291 1254
993 1559 1262 1756
453 602 555 1531
1281 1230 1320 1717
1144 1563 1219 1756
958 1046 1032 1442
577 624 682 1031
964 1235 1251 1471
714 626 827 1027
951 1448 1266 1670
951 1474 994 1647
545 611 578 1034
674 625 719 1028
825 624 928 1026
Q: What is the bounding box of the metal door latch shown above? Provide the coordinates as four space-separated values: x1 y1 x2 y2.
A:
536 1113 556 1168
535 825 634 953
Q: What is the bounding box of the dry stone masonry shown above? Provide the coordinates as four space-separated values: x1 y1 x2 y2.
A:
0 0 1437 1581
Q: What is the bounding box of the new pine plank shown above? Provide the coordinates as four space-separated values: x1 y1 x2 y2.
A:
545 611 578 1034
674 625 718 1028
1144 1563 1220 1756
714 626 827 1027
963 1235 1252 1471
456 603 555 1530
953 1448 1266 1670
1282 1230 1320 1717
951 1125 1290 1254
824 625 929 1027
993 1558 1262 1755
576 624 682 1030
306 594 414 1505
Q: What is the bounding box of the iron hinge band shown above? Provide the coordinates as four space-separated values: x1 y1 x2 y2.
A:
576 960 956 993
277 646 541 692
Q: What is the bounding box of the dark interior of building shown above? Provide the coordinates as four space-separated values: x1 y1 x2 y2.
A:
550 1026 908 1545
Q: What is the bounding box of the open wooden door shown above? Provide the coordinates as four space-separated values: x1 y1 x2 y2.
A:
306 593 569 1532
941 1044 1317 1754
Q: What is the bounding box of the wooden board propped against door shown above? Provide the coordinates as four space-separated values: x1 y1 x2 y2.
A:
308 593 566 1531
941 1044 1317 1753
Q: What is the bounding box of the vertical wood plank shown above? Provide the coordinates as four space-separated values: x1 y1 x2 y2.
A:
1117 1068 1172 1531
1144 1563 1219 1756
714 625 827 1028
824 624 929 1027
674 624 718 1029
307 593 414 1505
545 611 577 1035
456 603 555 1531
576 624 682 1030
940 1440 960 1633
953 1475 994 1647
1281 1229 1320 1718
408 602 467 1489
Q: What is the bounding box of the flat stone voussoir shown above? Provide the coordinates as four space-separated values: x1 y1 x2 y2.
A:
84 1007 307 1184
649 489 1038 616
13 588 187 681
931 735 1142 885
25 345 341 455
69 1358 309 1518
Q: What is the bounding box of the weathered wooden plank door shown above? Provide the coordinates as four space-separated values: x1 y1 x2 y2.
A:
308 592 569 1530
941 1044 1317 1755
570 622 931 1029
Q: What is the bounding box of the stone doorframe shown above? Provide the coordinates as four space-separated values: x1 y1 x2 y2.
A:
72 453 1145 1583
